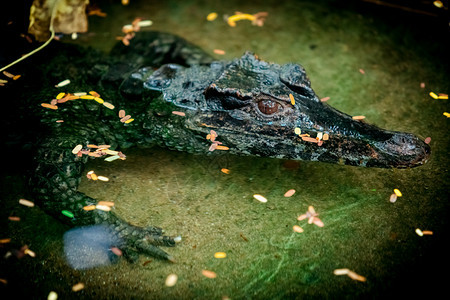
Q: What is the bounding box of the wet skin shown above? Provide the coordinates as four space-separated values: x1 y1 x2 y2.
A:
11 32 430 262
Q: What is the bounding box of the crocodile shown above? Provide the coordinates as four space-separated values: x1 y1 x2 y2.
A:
3 31 430 263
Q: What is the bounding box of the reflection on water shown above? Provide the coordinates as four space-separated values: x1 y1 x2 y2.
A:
63 225 122 270
1 0 448 298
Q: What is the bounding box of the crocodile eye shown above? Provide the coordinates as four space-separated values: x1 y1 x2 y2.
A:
257 99 279 115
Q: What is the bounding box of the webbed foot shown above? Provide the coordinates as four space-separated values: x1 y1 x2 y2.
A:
63 220 181 270
116 223 181 263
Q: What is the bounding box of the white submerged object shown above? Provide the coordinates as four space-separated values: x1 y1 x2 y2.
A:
138 20 153 27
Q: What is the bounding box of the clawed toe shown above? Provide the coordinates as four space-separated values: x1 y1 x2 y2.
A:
143 225 164 236
143 234 180 247
117 223 181 262
134 239 174 261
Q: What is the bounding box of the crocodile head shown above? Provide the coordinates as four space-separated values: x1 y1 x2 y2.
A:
142 52 430 168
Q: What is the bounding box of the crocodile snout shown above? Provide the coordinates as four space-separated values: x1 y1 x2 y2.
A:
370 132 431 168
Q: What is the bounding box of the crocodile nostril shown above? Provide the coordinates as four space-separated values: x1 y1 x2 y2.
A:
375 133 431 167
386 134 422 156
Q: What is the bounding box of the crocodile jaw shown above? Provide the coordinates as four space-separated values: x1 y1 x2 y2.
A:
187 107 430 168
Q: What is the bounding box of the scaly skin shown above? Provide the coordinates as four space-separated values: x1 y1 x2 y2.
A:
26 32 215 261
13 31 430 261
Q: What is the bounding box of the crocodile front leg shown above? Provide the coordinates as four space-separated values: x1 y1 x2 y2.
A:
31 125 179 263
18 31 215 266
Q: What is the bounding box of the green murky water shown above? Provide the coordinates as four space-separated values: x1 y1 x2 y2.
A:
1 0 448 298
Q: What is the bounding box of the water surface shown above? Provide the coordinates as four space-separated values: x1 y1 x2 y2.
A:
1 0 448 298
